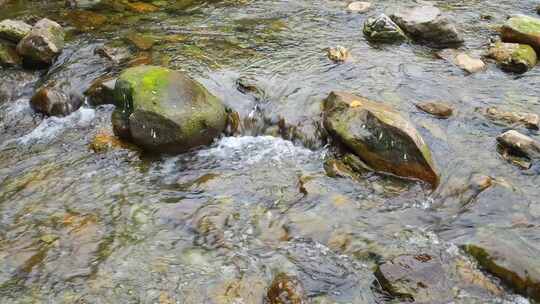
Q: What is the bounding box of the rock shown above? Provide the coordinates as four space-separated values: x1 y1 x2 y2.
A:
85 76 116 106
125 32 155 51
66 0 103 9
431 173 493 209
363 14 408 43
16 18 65 66
0 43 22 67
501 15 540 53
374 254 453 303
437 49 485 73
267 273 308 304
90 130 136 153
30 83 83 116
323 91 439 187
390 6 463 47
0 19 32 42
497 130 540 159
347 1 371 13
488 42 537 73
112 65 227 153
127 2 159 13
415 101 453 118
326 45 349 62
483 107 539 130
66 10 107 32
462 229 540 301
94 44 132 64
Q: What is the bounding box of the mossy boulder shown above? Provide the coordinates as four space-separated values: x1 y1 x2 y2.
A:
0 43 22 67
16 18 65 66
501 15 540 53
363 14 408 43
462 229 540 301
390 6 463 47
112 65 227 153
323 91 438 187
488 42 537 73
0 19 32 42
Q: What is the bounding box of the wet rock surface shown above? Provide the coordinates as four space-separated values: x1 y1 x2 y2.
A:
267 273 308 304
501 15 540 53
16 18 65 66
497 130 540 159
462 229 540 301
390 6 463 47
363 14 407 43
30 83 83 116
323 91 438 187
437 49 485 74
0 19 32 42
415 101 453 118
483 107 539 130
488 42 537 73
112 65 227 153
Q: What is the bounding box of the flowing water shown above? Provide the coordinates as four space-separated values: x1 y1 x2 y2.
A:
0 0 539 303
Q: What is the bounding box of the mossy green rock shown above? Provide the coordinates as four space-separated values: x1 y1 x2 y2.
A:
501 15 540 53
112 65 227 153
0 19 32 43
462 229 540 301
488 42 537 73
0 43 21 67
323 91 438 187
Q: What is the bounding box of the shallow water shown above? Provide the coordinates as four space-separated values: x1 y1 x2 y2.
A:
0 0 540 303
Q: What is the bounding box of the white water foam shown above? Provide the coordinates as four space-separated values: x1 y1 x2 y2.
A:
16 107 96 145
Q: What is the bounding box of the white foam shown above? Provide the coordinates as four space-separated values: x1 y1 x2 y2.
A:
17 107 96 145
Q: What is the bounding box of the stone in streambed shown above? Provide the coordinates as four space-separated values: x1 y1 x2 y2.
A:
0 42 22 67
16 18 65 66
488 42 537 73
347 1 371 13
390 6 463 47
501 15 540 53
497 130 540 159
85 76 116 106
267 273 308 304
112 65 227 153
415 101 453 118
327 45 349 62
374 254 453 303
363 14 407 43
30 83 83 116
323 91 439 187
462 229 540 301
484 107 539 130
0 19 32 42
437 49 485 73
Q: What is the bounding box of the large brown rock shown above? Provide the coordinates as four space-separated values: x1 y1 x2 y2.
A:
323 91 439 187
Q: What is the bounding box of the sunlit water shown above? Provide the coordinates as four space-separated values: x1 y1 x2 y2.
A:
0 0 539 303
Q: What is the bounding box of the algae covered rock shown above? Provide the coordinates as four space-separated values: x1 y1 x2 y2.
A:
16 18 65 66
0 42 21 67
323 91 438 187
390 6 463 47
0 19 32 42
501 14 540 53
112 65 227 153
462 229 540 301
363 14 407 43
488 42 537 73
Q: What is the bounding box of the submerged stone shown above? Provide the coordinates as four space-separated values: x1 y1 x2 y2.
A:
390 6 463 47
437 49 485 73
323 91 439 187
484 107 539 130
488 42 537 73
0 19 32 42
375 254 453 302
267 273 308 304
462 229 540 301
0 42 21 67
347 1 371 13
501 14 540 53
415 101 453 118
16 18 65 66
363 14 407 43
112 65 227 153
